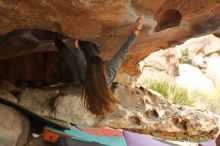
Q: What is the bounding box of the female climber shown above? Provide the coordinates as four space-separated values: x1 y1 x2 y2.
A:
54 15 144 115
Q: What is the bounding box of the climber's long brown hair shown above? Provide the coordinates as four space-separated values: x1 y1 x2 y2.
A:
82 56 118 115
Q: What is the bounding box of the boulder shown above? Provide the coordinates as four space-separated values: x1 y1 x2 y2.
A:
205 55 220 90
138 47 179 75
0 80 16 93
16 84 97 126
0 89 17 103
191 54 206 69
176 34 220 57
136 47 179 86
174 34 220 69
17 83 219 140
97 84 219 140
0 104 30 146
17 88 59 116
114 72 137 86
52 85 96 126
176 64 215 92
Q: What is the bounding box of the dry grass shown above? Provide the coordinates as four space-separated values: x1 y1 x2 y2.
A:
145 76 220 114
146 77 195 106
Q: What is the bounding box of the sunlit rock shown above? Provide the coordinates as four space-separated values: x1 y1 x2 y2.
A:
176 34 220 57
176 64 215 92
206 55 220 90
98 84 219 140
175 34 220 69
136 47 179 86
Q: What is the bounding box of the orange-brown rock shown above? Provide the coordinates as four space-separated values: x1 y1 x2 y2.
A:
0 0 220 80
214 31 220 38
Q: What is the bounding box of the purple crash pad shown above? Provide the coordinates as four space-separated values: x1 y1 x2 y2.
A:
199 140 216 146
124 131 170 146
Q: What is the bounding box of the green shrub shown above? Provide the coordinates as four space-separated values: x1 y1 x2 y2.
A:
180 48 192 64
146 78 195 106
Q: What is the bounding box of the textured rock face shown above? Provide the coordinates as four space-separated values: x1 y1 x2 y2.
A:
99 84 219 140
136 47 179 86
173 34 220 91
17 88 59 115
0 104 30 146
52 86 97 125
174 34 220 66
0 0 220 76
16 83 219 140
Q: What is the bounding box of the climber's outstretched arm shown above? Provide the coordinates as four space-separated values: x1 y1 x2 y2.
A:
107 15 144 83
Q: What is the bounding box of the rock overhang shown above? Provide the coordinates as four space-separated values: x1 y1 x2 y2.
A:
0 0 220 76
